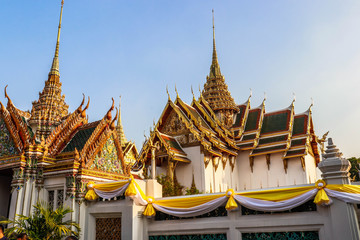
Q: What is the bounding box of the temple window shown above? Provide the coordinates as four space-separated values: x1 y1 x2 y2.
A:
48 189 64 210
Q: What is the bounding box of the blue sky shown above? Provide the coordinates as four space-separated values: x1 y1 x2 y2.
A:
1 1 360 157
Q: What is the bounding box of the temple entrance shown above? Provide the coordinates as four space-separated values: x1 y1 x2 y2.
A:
0 169 13 219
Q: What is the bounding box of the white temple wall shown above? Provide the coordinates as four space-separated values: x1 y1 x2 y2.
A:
304 155 320 184
177 146 205 192
251 154 268 189
267 152 287 188
236 152 313 190
204 160 215 193
286 157 307 186
229 159 239 191
236 150 252 191
222 159 232 191
214 159 224 192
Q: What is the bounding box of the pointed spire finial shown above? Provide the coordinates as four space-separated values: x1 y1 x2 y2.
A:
49 0 64 77
191 86 196 101
175 84 179 98
208 9 222 78
166 85 171 101
308 97 314 112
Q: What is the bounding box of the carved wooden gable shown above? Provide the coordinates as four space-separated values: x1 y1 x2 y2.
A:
0 117 19 158
90 135 124 174
161 110 189 136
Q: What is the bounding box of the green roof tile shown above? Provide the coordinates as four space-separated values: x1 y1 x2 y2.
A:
62 126 96 153
244 110 261 132
261 111 290 134
292 116 307 135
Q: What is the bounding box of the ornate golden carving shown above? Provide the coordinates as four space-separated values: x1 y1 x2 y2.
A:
162 111 188 136
315 131 329 154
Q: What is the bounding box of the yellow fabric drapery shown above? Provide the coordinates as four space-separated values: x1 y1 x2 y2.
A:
237 186 314 201
85 179 360 217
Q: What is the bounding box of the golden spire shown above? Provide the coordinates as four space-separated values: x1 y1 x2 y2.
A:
49 0 64 77
29 0 69 139
201 10 237 116
209 9 221 78
116 96 128 147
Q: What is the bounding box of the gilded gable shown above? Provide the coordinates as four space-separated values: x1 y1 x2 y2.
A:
161 110 189 136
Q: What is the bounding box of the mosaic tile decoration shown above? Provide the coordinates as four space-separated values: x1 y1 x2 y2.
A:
0 117 19 158
91 135 124 174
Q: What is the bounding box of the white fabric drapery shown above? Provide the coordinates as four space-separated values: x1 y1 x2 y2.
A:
94 182 130 199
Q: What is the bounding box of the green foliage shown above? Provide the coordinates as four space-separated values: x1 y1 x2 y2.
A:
0 202 80 240
156 174 184 197
185 187 201 195
348 157 360 182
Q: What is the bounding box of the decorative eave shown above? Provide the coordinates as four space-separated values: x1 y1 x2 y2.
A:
45 95 89 156
0 154 25 170
4 86 32 148
232 97 251 138
0 101 23 152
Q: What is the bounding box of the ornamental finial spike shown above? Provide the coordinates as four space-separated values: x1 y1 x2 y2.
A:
166 85 171 101
175 84 179 98
191 86 196 101
49 0 64 77
209 9 221 78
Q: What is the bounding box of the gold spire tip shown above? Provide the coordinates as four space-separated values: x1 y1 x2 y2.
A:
175 84 179 98
166 85 171 101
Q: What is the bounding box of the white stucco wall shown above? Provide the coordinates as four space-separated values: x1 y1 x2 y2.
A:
176 146 205 192
304 154 320 184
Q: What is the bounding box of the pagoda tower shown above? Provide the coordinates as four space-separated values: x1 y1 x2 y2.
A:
202 10 238 128
29 0 69 139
